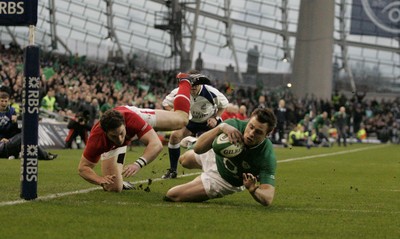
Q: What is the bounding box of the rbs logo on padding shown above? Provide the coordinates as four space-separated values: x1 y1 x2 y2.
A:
0 1 25 14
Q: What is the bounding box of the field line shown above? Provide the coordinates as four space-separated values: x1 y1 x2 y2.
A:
0 144 389 207
278 144 388 163
0 188 100 206
0 173 201 207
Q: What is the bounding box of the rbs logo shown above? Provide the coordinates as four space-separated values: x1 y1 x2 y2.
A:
0 1 25 14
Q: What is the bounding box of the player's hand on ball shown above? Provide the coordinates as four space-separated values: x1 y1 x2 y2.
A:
122 163 141 177
219 123 243 144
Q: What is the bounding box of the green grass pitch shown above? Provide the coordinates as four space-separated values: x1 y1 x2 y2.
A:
0 143 399 239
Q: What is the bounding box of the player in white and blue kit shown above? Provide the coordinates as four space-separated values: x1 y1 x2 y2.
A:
161 73 229 179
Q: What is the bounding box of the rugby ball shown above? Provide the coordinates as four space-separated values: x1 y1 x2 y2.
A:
212 133 244 158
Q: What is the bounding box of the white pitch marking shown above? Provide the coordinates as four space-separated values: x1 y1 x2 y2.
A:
0 173 201 207
0 144 389 207
279 144 388 163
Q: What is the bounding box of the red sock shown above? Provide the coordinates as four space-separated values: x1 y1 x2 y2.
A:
173 80 191 114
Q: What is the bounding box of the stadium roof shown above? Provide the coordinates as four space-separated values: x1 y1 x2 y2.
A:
0 0 398 83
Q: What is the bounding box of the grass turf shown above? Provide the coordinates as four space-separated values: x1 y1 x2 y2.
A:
0 143 399 239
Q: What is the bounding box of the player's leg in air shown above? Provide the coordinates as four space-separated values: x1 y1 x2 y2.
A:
139 72 211 131
152 73 192 130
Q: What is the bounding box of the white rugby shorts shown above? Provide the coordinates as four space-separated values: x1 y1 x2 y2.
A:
195 149 244 199
124 105 157 128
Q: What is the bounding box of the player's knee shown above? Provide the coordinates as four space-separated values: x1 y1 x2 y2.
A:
176 118 189 129
170 133 183 144
174 111 189 128
169 133 178 142
179 151 198 169
179 154 189 168
164 189 182 202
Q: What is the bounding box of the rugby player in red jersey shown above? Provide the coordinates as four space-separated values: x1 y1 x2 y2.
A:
78 73 211 192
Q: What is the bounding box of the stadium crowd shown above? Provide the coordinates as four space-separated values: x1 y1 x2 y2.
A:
0 42 399 147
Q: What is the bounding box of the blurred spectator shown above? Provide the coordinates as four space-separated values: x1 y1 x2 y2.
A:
313 111 330 143
288 124 308 147
65 111 91 149
298 113 313 135
236 105 248 120
257 95 267 109
11 73 23 103
356 123 367 142
352 104 364 134
9 97 20 115
67 90 81 113
332 106 349 147
221 103 238 121
91 98 100 123
78 95 97 128
100 97 115 116
355 91 366 103
55 86 69 113
273 99 287 144
390 122 399 144
40 87 56 112
310 128 331 147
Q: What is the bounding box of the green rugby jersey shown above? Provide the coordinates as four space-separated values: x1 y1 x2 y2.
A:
214 119 277 187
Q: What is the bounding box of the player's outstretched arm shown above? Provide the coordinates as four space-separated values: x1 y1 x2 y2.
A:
78 156 116 186
193 126 220 154
122 129 163 177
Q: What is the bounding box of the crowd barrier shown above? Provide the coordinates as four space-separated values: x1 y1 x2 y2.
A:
18 118 69 149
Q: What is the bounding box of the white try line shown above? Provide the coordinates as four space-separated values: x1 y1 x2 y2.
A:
278 144 389 163
0 173 201 207
0 144 390 207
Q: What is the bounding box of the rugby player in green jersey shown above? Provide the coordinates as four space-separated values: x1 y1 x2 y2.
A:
165 108 277 206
